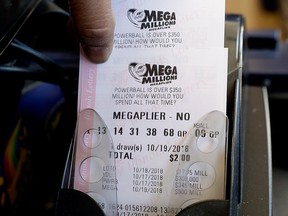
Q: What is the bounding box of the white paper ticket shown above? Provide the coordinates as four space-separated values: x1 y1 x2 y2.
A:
73 1 228 215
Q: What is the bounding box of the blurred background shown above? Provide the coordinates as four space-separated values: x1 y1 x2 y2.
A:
227 1 288 216
226 0 284 36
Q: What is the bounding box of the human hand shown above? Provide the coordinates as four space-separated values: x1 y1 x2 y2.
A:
68 0 115 63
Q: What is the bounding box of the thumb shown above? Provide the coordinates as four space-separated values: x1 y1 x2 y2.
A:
68 0 115 63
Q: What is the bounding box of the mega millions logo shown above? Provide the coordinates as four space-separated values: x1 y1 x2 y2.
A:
127 9 176 31
128 62 178 86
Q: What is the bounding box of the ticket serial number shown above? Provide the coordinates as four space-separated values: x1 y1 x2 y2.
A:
111 204 182 215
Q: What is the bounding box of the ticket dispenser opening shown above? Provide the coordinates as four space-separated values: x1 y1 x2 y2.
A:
56 14 272 216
